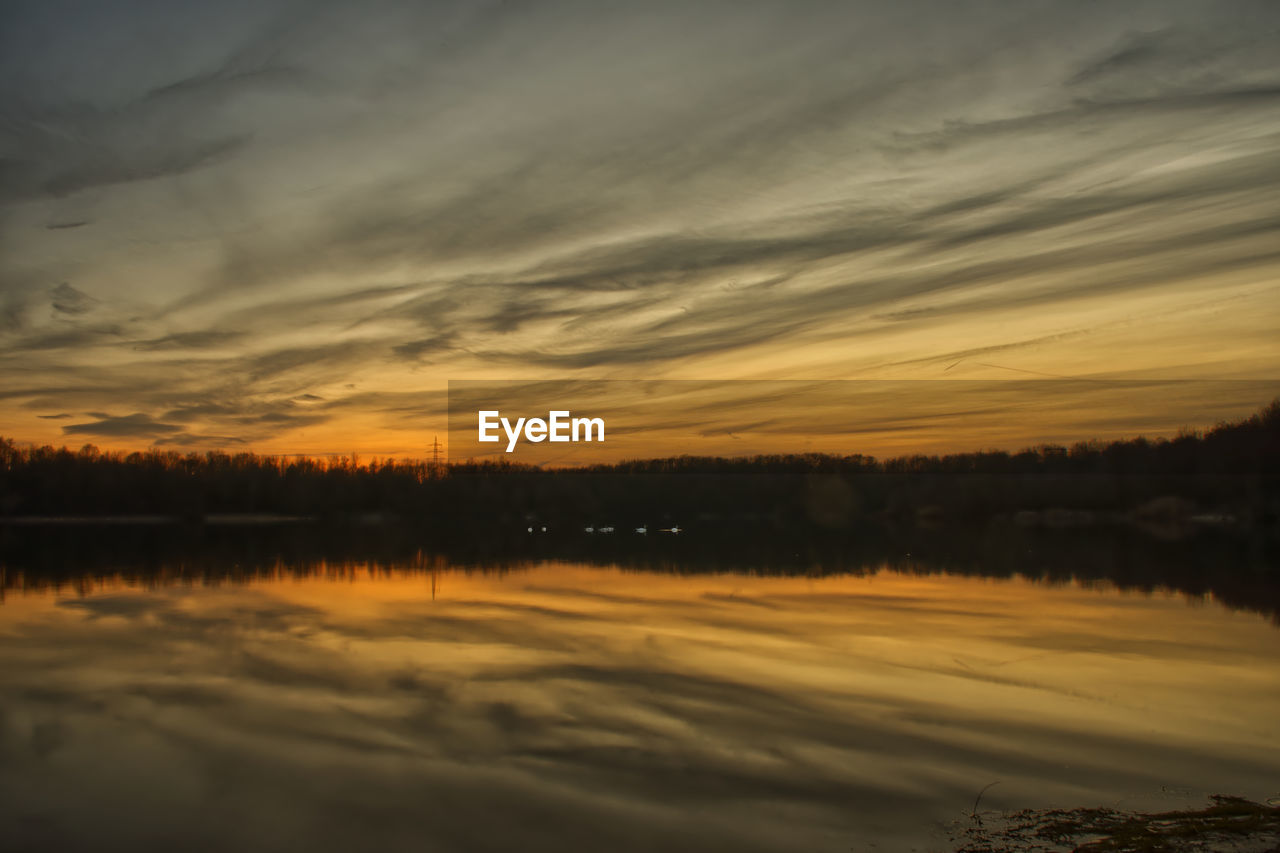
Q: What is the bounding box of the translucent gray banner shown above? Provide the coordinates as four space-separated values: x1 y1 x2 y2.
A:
447 379 1277 465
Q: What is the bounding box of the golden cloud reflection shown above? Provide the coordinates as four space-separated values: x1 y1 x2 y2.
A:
1 564 1278 851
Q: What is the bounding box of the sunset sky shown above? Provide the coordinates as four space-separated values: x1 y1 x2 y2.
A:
1 1 1277 458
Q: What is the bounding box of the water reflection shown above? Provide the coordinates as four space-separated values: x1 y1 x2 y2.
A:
1 530 1278 851
3 521 1278 622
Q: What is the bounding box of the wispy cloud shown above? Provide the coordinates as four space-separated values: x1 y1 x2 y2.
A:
1 1 1277 452
62 413 183 438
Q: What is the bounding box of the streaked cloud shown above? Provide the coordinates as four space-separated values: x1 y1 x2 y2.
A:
62 412 183 438
1 1 1277 454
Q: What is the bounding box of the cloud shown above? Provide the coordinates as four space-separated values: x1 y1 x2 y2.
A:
151 432 249 447
1 1 1278 452
45 134 251 198
131 330 245 351
231 411 328 427
0 98 252 202
159 403 240 422
0 2 324 205
243 341 385 382
1065 24 1278 99
62 413 183 438
0 295 28 333
389 332 459 361
49 283 96 316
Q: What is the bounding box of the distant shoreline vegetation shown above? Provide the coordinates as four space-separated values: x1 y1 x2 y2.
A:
3 517 1279 624
0 399 1276 528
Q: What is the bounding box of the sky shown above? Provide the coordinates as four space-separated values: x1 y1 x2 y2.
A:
1 0 1277 458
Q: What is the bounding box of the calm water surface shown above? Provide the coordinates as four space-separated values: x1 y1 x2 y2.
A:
2 560 1278 852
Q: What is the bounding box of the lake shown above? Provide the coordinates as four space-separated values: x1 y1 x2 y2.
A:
1 532 1278 852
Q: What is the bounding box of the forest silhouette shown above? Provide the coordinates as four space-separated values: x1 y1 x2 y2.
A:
0 398 1276 528
3 399 1278 621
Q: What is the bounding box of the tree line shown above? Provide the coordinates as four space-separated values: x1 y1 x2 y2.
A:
0 398 1276 524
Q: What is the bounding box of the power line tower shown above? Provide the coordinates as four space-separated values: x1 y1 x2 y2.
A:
429 435 443 478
